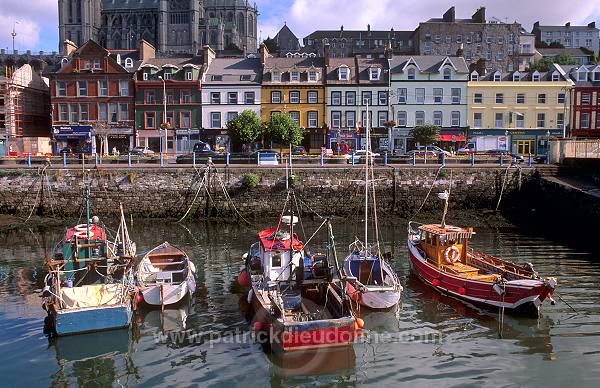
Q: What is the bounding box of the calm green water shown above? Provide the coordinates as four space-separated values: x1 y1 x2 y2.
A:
0 218 599 387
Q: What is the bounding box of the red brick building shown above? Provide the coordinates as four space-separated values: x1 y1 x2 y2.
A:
49 40 152 154
561 64 600 138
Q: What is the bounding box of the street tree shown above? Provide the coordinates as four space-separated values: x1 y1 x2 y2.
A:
227 110 263 146
266 112 304 151
410 124 440 146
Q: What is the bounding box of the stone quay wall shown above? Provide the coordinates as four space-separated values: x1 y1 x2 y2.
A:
0 166 536 220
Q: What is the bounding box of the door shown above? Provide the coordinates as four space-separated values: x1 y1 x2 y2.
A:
515 140 533 155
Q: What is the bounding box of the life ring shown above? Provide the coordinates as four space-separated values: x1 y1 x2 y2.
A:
74 224 89 232
292 243 303 251
74 230 95 239
444 246 460 264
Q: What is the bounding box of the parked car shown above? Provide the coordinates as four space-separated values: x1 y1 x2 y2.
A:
254 149 280 165
176 148 219 164
406 145 451 157
484 150 524 164
129 147 155 156
292 146 307 155
193 141 212 153
345 150 381 164
533 155 547 164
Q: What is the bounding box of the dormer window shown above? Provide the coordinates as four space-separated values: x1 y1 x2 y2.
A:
593 71 600 82
532 71 541 82
338 66 349 81
186 71 193 81
272 70 281 82
369 67 381 81
93 59 101 69
143 72 149 81
164 72 172 80
290 70 299 81
493 71 501 82
577 70 587 81
124 58 133 68
513 72 520 81
470 71 479 81
61 58 68 67
552 72 560 82
308 70 317 82
443 68 451 80
116 54 122 65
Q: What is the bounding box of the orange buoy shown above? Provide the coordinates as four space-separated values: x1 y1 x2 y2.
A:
238 270 251 287
253 321 263 332
136 293 144 304
432 279 441 287
356 318 364 329
458 287 467 295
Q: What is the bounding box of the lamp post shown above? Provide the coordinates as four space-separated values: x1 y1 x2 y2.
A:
505 129 509 152
11 21 19 53
158 76 168 155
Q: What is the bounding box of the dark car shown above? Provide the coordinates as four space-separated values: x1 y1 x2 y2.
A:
193 141 212 153
292 146 307 155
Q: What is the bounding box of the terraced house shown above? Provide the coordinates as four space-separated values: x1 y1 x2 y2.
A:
260 45 327 151
201 47 262 151
49 39 142 155
557 64 600 138
134 53 203 154
389 55 469 154
467 65 573 155
324 47 391 153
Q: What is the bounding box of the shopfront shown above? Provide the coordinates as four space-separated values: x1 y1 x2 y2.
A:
390 128 410 155
137 129 175 154
201 129 230 153
468 129 562 155
175 129 201 154
328 129 361 155
96 127 134 155
439 129 467 152
52 125 95 155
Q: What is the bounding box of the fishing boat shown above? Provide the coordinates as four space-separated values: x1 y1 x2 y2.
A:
407 191 557 318
42 190 137 336
242 207 357 353
342 102 402 309
136 242 196 308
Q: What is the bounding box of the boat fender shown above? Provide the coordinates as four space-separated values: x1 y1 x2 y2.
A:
431 279 441 287
493 281 506 297
253 321 263 332
547 277 557 289
458 287 467 295
238 270 251 287
247 289 254 304
355 318 364 330
444 246 460 264
42 285 51 297
189 261 196 274
135 292 144 304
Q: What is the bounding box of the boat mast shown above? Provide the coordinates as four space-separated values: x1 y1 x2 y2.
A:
85 186 91 258
364 100 369 259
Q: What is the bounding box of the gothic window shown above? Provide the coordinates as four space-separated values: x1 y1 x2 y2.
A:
227 12 234 22
238 13 245 35
210 31 217 45
248 15 254 37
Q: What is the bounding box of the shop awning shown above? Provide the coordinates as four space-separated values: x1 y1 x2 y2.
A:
439 134 466 142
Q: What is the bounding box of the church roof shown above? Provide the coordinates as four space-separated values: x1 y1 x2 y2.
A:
102 0 158 10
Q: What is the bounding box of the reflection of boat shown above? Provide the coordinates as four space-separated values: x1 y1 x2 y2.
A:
137 301 193 333
136 242 196 307
42 192 136 336
53 329 130 362
268 346 356 377
244 209 356 352
342 102 402 309
407 191 557 318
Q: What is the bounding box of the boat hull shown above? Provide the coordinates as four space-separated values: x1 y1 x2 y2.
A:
249 287 356 353
140 278 195 306
53 304 132 336
345 281 401 309
407 241 554 318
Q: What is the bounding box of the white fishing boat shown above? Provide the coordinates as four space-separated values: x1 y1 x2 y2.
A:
342 101 402 309
136 242 196 307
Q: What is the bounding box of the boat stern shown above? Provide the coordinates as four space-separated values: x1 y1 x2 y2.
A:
54 303 132 336
273 317 357 353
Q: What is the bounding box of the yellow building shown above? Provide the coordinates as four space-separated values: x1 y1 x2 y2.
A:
261 49 327 151
468 66 573 155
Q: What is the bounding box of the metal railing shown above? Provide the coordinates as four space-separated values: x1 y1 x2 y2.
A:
0 152 543 169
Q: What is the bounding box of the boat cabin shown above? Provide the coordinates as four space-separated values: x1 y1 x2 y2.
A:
417 224 474 268
252 227 304 282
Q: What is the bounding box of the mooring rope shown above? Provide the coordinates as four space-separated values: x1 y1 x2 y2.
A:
410 165 445 220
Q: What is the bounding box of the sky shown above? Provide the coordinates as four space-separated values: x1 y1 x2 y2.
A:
1 0 600 53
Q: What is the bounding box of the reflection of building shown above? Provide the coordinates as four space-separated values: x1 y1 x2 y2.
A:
49 40 147 154
1 64 52 155
389 55 469 154
467 65 573 155
58 0 258 55
201 47 261 151
261 45 327 152
134 50 204 154
559 64 600 138
325 44 391 153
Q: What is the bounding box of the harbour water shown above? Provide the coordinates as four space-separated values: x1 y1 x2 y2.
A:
0 218 599 387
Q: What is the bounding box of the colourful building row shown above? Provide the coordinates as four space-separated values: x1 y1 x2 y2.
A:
41 40 600 156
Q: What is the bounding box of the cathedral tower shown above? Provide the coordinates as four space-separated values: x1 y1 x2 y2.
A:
58 0 102 53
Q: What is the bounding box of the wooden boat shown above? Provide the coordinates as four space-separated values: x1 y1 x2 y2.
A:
42 193 136 336
407 192 557 318
136 242 196 307
342 101 402 309
243 215 357 353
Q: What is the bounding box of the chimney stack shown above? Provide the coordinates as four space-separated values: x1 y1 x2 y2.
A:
588 21 596 29
565 22 571 27
139 39 156 61
259 43 269 65
443 7 456 23
341 25 344 32
471 7 486 23
203 45 216 69
63 40 77 56
367 24 371 32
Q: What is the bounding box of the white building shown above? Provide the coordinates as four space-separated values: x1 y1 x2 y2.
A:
201 55 262 151
389 55 469 153
324 56 391 152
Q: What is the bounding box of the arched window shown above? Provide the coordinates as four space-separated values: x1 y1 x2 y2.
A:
248 15 254 37
227 12 233 22
238 13 245 35
61 58 69 67
125 58 133 68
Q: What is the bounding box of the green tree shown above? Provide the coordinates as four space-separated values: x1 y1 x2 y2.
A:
527 58 553 72
266 113 304 150
227 110 263 145
548 41 565 48
410 124 440 146
553 53 577 65
262 37 279 53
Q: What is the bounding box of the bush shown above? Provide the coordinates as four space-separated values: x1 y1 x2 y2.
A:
242 173 260 189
